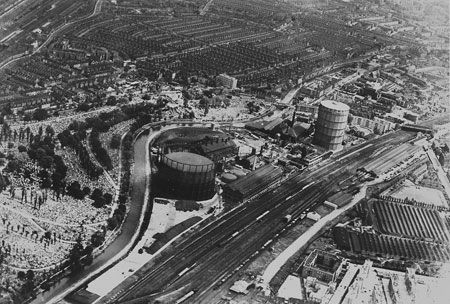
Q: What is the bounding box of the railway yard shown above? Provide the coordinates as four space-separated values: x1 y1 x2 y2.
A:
95 130 424 304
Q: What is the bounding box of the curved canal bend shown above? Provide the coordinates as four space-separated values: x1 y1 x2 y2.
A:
31 132 151 304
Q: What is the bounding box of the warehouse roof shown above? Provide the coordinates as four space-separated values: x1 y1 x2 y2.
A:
200 140 236 154
225 164 283 196
245 120 272 131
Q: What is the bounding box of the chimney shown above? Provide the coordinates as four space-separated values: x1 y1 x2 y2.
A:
252 155 257 171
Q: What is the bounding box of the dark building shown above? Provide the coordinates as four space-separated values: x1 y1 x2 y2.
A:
300 249 345 283
157 152 215 201
332 199 450 262
222 164 283 204
401 124 434 135
196 138 238 163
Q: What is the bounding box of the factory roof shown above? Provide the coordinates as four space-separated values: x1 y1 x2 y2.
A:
321 100 350 111
264 117 284 131
225 164 283 196
200 140 236 154
287 122 311 138
245 120 272 131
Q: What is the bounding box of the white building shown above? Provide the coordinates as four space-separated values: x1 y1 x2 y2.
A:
217 73 238 89
350 115 396 134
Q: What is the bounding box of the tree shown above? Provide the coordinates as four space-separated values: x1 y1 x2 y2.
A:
67 181 84 199
69 237 84 275
2 103 12 116
83 245 93 256
41 177 52 189
83 186 91 196
438 153 445 167
106 96 117 106
87 117 108 132
32 108 49 121
91 231 105 247
103 193 113 205
6 159 21 173
76 102 90 112
118 203 126 213
91 188 103 202
107 216 118 230
40 155 54 169
83 253 93 266
18 145 27 153
26 270 35 281
17 271 26 280
110 134 121 149
45 125 55 137
93 196 105 208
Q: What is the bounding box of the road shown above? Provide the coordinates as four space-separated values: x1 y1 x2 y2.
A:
97 130 415 304
30 132 150 304
34 0 104 53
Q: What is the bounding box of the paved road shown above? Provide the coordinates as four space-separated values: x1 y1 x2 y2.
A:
30 132 150 304
280 87 300 105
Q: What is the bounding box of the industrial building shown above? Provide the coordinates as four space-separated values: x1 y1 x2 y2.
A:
333 227 450 262
196 139 238 163
216 73 238 89
301 249 346 283
361 142 423 177
313 100 350 150
222 164 283 204
349 114 396 134
369 199 450 242
157 152 216 201
401 124 434 135
333 198 450 262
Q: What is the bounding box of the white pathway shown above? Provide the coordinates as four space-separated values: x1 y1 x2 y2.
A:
281 87 300 104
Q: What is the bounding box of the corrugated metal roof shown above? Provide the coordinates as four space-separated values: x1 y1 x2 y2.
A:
225 164 283 195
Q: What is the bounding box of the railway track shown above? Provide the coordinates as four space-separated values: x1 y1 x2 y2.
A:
122 179 337 304
107 175 309 302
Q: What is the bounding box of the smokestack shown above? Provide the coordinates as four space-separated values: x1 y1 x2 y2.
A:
291 111 296 128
